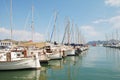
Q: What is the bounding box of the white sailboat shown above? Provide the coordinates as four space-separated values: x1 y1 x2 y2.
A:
62 18 76 56
0 0 41 70
0 50 41 70
45 44 63 60
45 11 63 60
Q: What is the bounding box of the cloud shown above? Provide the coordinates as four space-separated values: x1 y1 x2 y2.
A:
0 27 44 41
93 15 120 29
0 27 10 34
80 25 100 36
93 19 108 24
109 15 120 28
105 0 120 7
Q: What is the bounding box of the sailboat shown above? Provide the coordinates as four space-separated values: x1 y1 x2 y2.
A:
61 18 75 56
45 11 63 60
0 0 41 70
0 50 41 70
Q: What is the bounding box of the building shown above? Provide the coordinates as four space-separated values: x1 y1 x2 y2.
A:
0 41 12 47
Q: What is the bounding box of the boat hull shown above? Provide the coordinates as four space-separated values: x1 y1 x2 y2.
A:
75 48 82 55
47 52 62 60
65 49 76 56
0 57 41 70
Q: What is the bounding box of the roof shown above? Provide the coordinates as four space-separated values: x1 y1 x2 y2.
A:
19 42 47 48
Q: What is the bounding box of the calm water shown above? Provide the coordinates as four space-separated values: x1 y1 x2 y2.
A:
1 47 120 80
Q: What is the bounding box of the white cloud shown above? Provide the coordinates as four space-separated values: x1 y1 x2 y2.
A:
0 27 10 34
105 0 120 7
80 25 100 36
109 15 120 28
93 19 108 24
93 15 120 29
0 27 44 41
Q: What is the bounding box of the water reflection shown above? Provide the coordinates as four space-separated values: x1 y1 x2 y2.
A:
48 60 63 70
63 56 83 80
105 47 120 70
0 70 41 80
43 54 84 80
39 70 47 80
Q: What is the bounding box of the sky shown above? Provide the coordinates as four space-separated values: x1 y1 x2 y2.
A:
0 0 120 42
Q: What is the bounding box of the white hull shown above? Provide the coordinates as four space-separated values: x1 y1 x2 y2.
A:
27 49 50 62
47 52 62 60
65 49 75 56
0 55 41 70
39 54 50 62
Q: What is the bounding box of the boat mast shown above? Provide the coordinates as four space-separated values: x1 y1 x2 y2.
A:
62 17 70 45
54 11 57 42
67 18 70 45
10 0 13 41
62 20 68 44
70 21 73 43
116 29 119 41
50 11 57 42
76 25 80 44
31 5 34 42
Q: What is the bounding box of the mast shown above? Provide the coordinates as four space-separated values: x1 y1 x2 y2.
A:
67 18 70 45
76 25 80 44
70 21 74 43
62 17 71 45
50 11 57 42
116 29 118 41
75 24 78 44
105 33 108 44
10 0 13 41
62 22 68 44
31 5 34 42
46 14 53 42
54 11 57 42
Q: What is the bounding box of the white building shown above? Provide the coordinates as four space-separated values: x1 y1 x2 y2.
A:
0 41 12 47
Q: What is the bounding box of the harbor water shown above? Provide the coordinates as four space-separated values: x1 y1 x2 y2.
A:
1 46 120 80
